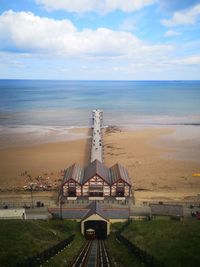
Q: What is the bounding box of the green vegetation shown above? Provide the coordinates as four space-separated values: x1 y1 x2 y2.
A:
1 219 199 267
106 233 144 267
0 220 80 267
43 233 85 267
106 223 144 267
122 220 200 267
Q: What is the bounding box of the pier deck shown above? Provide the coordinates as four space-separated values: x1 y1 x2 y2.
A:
91 109 103 163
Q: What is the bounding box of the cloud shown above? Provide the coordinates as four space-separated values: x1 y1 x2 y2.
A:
180 55 200 65
0 10 76 54
0 10 172 60
164 30 181 37
161 4 200 27
119 17 138 31
35 0 155 13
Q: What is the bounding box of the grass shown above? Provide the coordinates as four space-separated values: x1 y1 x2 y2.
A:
106 234 144 267
105 223 144 267
122 219 200 267
43 233 85 267
0 219 80 267
2 219 199 267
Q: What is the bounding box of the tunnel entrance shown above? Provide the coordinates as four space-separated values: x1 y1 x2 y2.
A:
84 220 107 239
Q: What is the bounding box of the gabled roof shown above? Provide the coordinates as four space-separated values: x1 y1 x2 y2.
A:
81 202 130 221
62 161 132 186
83 159 110 184
109 163 131 186
62 163 84 185
49 203 130 220
82 201 109 221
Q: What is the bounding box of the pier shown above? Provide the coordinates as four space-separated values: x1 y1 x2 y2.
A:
59 109 132 200
90 109 103 163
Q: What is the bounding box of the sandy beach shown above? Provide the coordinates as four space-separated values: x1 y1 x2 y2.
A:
104 127 200 204
0 128 91 189
0 126 200 204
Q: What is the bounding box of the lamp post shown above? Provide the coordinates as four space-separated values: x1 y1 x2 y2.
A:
59 194 63 220
30 183 34 208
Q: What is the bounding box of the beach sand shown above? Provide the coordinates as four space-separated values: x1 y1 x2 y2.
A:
104 127 200 204
0 128 91 189
0 126 200 204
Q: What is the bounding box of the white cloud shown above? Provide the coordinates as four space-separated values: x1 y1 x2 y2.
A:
180 55 200 65
35 0 155 13
157 55 200 67
0 10 172 60
119 17 139 31
0 10 76 54
164 30 181 37
161 4 200 27
2 10 200 80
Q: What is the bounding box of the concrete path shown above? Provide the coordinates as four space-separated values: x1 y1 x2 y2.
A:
91 109 103 162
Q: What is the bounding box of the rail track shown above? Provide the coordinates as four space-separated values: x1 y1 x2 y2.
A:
71 239 113 267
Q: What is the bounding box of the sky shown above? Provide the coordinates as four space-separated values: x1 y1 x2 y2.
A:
0 0 200 80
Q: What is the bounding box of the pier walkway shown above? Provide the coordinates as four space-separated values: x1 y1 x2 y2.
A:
91 109 103 163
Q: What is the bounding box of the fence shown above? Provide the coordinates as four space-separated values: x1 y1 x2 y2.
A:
15 234 75 267
116 221 166 267
0 201 52 209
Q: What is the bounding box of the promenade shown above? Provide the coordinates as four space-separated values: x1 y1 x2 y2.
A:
91 109 103 162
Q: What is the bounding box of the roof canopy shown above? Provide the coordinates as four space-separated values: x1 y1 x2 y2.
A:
82 201 109 221
62 160 132 186
83 159 110 184
109 163 131 186
63 163 84 185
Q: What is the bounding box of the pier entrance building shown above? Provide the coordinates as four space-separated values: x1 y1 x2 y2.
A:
61 160 131 199
53 110 133 238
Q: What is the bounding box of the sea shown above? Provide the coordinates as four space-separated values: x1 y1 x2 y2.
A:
0 80 200 148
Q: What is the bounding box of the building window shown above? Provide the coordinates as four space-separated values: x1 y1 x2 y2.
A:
68 186 76 197
116 186 124 197
89 186 103 197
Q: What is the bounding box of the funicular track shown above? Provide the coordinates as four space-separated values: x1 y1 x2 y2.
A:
71 239 113 267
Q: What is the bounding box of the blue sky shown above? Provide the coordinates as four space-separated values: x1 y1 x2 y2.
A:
0 0 200 80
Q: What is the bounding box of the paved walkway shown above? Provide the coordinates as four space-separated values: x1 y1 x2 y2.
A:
91 109 103 162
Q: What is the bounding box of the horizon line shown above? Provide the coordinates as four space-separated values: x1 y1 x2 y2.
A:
0 79 200 82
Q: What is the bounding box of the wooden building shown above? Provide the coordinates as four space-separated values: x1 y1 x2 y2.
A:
62 164 83 197
61 160 132 198
109 164 131 197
